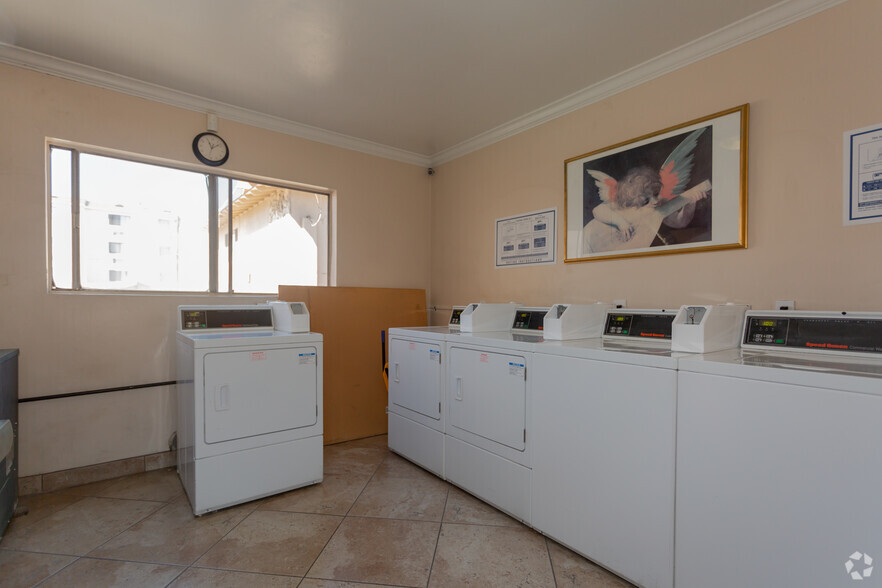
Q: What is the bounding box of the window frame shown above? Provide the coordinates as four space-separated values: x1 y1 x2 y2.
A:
46 140 332 295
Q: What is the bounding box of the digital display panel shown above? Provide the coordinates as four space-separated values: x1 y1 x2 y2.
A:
449 308 463 325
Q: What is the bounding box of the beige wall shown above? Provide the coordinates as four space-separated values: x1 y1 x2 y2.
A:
430 0 882 325
0 64 432 476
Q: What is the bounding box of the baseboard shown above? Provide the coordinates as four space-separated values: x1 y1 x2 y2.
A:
18 449 177 496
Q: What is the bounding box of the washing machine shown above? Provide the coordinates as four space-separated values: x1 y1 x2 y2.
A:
176 303 322 515
532 308 682 588
443 304 547 524
675 310 882 588
386 306 466 477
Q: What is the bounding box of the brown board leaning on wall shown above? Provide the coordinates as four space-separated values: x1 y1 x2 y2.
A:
278 286 427 445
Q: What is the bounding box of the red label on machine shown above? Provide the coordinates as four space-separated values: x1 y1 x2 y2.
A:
480 353 489 363
251 351 266 361
409 342 416 350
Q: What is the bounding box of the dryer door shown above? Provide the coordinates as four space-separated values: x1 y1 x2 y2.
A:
203 346 318 444
448 346 526 451
389 338 442 420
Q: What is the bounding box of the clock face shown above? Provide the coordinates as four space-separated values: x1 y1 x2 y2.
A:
193 132 229 166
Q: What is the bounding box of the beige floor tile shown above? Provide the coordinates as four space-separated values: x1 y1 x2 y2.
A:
306 516 439 587
323 445 387 478
89 497 254 565
372 453 434 478
0 497 162 556
196 510 341 576
38 557 184 587
428 523 555 588
442 486 524 527
62 468 184 502
298 579 406 588
547 540 636 588
349 467 448 521
2 491 84 534
0 550 76 588
338 434 388 449
170 566 301 587
259 473 371 515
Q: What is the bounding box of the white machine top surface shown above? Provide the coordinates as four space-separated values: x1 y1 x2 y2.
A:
388 326 460 341
446 329 546 352
678 347 882 394
533 337 684 368
177 329 322 348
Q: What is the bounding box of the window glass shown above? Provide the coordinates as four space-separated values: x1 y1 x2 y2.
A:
50 148 73 289
48 145 330 293
78 153 209 291
229 180 327 293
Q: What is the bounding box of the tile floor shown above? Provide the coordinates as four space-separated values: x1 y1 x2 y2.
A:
0 435 636 587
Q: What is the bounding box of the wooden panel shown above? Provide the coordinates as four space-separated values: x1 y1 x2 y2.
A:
278 286 427 444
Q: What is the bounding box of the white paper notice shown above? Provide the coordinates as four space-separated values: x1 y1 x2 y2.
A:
844 123 882 225
495 208 556 267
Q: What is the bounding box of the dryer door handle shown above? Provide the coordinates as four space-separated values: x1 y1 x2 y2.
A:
215 384 231 411
394 362 400 383
455 377 463 401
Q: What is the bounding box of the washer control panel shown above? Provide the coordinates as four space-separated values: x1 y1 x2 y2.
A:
743 312 882 354
603 310 676 340
512 308 548 331
180 307 273 331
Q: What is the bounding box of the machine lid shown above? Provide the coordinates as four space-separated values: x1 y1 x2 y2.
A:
742 311 882 356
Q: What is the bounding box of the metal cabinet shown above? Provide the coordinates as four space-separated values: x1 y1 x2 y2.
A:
0 349 19 541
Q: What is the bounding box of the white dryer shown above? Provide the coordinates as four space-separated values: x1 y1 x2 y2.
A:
531 308 681 588
386 306 466 477
443 306 547 524
176 304 322 515
676 311 882 588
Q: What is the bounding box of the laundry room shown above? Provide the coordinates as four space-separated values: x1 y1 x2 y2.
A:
1 0 881 586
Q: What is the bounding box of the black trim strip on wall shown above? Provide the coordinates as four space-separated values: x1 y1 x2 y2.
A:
19 381 177 403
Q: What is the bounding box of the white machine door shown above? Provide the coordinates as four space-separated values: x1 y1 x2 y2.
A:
389 338 441 420
203 346 318 444
448 346 526 451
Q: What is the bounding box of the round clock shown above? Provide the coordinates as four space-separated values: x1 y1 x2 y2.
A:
192 132 229 166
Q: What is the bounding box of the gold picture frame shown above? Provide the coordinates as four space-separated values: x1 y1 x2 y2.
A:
564 104 748 263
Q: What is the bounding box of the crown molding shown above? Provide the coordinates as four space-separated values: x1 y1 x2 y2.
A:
0 42 433 168
429 0 848 165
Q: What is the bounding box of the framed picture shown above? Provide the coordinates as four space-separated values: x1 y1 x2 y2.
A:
565 104 748 263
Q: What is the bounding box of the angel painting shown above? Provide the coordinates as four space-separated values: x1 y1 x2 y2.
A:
580 127 712 254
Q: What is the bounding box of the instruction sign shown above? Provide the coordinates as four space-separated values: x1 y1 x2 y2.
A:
844 123 882 225
495 208 556 267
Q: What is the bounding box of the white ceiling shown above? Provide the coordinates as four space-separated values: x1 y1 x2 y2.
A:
0 0 843 165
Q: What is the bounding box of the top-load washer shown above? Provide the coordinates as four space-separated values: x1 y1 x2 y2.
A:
443 304 549 524
176 303 323 515
675 310 882 588
386 306 470 477
531 308 683 588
